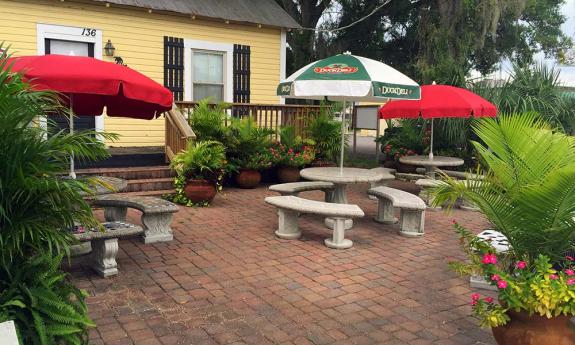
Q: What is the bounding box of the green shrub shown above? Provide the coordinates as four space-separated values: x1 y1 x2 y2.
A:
306 109 344 163
187 99 229 142
0 254 94 345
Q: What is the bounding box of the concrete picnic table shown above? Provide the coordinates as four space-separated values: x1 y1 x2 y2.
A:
300 167 386 230
399 155 464 179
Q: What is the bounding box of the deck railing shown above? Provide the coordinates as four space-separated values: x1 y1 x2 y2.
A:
164 106 196 161
175 102 326 139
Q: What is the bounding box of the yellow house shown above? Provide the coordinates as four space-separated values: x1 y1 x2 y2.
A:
0 0 299 147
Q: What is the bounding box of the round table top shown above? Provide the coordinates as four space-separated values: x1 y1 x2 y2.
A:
79 176 128 196
399 155 464 167
300 167 386 184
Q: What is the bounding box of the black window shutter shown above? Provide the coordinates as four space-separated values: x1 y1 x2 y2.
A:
233 44 250 104
164 36 184 102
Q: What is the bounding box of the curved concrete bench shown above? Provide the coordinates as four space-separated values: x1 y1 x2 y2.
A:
368 186 426 237
265 195 364 249
74 221 143 277
93 195 178 244
415 178 446 210
394 172 427 181
368 168 396 200
269 181 335 202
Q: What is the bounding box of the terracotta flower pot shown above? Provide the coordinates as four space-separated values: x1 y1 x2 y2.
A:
396 161 417 173
235 169 261 189
277 166 300 183
492 310 575 345
183 179 217 203
310 159 336 167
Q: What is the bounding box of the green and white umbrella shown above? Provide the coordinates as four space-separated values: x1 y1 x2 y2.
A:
277 53 420 170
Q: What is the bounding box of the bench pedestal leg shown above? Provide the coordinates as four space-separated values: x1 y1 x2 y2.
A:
275 209 301 239
374 198 397 224
142 214 174 244
325 185 353 230
91 238 118 277
325 218 353 249
399 210 425 237
104 206 127 222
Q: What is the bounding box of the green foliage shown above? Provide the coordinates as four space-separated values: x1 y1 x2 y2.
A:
171 140 226 183
376 119 427 157
187 99 229 142
432 113 575 263
269 143 315 168
306 109 345 163
0 48 114 262
225 117 275 169
0 254 94 345
472 63 575 134
449 222 575 327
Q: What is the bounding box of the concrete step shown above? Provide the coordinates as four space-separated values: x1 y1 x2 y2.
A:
76 165 175 180
125 177 174 192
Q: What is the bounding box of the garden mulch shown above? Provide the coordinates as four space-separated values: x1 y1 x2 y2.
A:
69 183 496 345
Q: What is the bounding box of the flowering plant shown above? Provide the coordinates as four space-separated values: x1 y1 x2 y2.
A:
450 222 575 328
270 142 315 168
382 144 416 162
233 147 275 170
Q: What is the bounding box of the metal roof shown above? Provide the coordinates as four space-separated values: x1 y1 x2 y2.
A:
91 0 301 29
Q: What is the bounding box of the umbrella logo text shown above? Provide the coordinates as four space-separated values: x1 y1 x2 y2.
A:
314 63 358 74
380 86 411 96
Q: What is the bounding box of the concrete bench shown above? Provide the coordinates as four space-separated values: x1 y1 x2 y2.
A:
74 221 143 277
415 178 446 210
470 230 510 290
437 169 484 180
269 181 335 202
368 168 396 200
93 195 178 244
265 196 364 249
368 186 426 237
394 172 427 181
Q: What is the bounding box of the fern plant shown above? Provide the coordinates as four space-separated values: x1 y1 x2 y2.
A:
431 113 575 263
187 98 229 142
170 140 226 183
225 117 275 169
306 109 345 163
0 254 94 345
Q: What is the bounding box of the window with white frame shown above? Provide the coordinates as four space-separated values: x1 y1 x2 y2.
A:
192 50 224 102
184 40 233 103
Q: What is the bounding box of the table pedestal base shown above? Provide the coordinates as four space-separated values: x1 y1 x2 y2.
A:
325 217 353 230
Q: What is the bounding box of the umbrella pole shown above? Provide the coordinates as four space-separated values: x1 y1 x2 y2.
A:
340 100 346 173
429 118 434 160
69 96 76 179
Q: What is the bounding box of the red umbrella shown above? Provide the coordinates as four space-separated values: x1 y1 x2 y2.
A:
379 84 497 158
7 55 173 119
5 55 173 177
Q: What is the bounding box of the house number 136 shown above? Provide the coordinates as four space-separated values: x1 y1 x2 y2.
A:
82 28 97 37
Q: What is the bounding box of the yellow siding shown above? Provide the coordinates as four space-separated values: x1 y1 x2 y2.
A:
1 0 283 146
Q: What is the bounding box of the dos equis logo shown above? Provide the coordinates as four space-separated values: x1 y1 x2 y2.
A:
314 63 358 74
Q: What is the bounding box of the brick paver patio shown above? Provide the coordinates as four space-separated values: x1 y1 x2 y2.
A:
72 183 496 345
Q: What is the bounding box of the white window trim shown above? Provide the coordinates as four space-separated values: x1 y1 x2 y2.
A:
36 23 104 139
280 29 287 104
184 39 233 103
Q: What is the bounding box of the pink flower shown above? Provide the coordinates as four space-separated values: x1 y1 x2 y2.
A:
566 256 575 261
491 274 501 281
484 297 494 303
451 219 457 225
471 300 478 306
549 274 559 280
497 280 508 289
482 254 497 265
565 269 575 276
516 261 527 269
567 278 575 285
471 293 481 301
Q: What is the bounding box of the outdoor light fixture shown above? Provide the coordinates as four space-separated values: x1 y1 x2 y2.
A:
104 40 115 57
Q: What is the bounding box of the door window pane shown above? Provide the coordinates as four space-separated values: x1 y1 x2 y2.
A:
47 39 89 56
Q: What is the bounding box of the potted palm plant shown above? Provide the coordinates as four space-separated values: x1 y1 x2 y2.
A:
225 117 275 188
432 114 575 344
306 110 343 167
170 140 226 204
